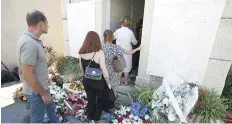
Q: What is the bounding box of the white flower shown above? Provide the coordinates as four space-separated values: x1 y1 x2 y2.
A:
162 98 169 105
126 120 132 124
79 110 84 113
152 92 158 99
59 116 63 122
122 120 127 124
114 110 119 114
119 106 127 115
56 106 61 109
168 112 176 122
176 95 183 103
112 119 118 124
152 109 159 120
138 118 143 124
83 92 87 97
134 116 139 120
126 107 131 112
145 115 150 120
134 121 139 124
129 114 134 119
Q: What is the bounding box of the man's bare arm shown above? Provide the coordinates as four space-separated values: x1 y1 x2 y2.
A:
21 64 47 96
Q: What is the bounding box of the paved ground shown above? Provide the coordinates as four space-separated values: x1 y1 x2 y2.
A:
1 81 28 123
1 80 137 123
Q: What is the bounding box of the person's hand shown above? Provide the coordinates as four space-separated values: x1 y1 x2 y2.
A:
105 78 112 89
107 83 112 89
41 92 53 104
136 45 143 51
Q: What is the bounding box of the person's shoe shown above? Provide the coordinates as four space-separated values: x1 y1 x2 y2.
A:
125 81 128 85
103 108 110 113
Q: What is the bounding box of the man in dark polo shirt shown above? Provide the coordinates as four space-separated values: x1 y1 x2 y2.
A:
16 10 59 123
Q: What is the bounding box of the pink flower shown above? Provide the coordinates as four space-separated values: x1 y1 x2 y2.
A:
68 98 72 102
227 73 231 77
143 120 148 123
226 112 232 122
200 92 206 96
125 112 130 117
77 99 84 106
60 112 65 116
188 115 193 120
196 101 200 108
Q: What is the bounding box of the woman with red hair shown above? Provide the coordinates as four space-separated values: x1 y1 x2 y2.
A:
79 31 111 122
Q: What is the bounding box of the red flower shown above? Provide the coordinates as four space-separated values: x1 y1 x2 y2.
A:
60 112 65 116
20 96 24 101
188 115 193 120
71 100 75 104
227 73 231 77
143 120 148 123
77 99 84 106
68 98 72 102
200 92 206 96
196 101 200 108
118 117 123 123
125 112 130 117
226 112 232 123
74 104 82 108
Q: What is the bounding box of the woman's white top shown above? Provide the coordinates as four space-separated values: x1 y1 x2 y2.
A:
114 27 137 50
113 27 138 72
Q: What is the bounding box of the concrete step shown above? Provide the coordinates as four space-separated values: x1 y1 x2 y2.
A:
117 85 137 95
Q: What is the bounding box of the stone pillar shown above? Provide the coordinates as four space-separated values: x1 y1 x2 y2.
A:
60 0 70 56
202 0 232 95
60 0 107 54
95 0 107 42
135 0 155 86
136 0 231 93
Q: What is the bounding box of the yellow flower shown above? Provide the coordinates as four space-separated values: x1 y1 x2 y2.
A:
23 97 27 101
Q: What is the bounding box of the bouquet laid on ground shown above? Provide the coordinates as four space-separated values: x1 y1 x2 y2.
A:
64 90 88 121
63 81 85 94
56 105 66 122
49 84 67 104
13 87 28 102
43 105 66 123
47 84 67 122
104 100 150 124
225 112 232 123
150 73 198 123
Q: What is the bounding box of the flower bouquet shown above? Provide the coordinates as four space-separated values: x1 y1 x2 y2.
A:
150 73 198 123
43 105 66 122
56 105 66 122
13 87 28 102
63 81 85 94
49 84 67 104
225 112 232 123
104 100 150 124
64 92 88 121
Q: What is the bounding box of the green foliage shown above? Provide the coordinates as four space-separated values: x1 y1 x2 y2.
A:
221 72 232 114
44 46 56 67
128 83 154 106
192 87 228 122
56 56 83 80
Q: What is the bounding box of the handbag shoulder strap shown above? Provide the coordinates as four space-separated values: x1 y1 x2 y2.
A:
114 44 119 55
86 52 96 68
